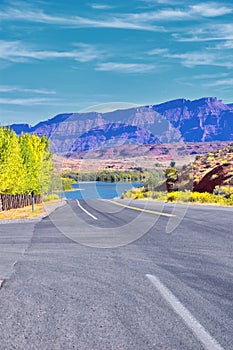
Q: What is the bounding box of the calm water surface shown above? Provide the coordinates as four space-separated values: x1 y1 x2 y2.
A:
62 182 143 200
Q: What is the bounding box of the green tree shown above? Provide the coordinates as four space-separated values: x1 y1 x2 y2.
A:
38 136 54 194
0 128 53 195
0 128 25 194
19 133 53 194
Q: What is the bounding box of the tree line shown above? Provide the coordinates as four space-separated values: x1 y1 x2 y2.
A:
62 170 148 183
0 127 53 195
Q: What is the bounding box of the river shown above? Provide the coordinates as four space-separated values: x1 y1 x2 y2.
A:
62 181 143 200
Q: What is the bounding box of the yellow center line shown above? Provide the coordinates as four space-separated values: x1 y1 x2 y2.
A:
105 200 175 217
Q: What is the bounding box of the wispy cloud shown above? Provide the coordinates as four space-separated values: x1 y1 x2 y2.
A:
175 73 232 88
90 4 114 10
125 2 232 22
0 4 162 31
139 0 186 5
165 51 233 68
125 9 191 21
214 40 233 50
0 41 102 63
95 62 156 73
0 97 58 106
1 1 230 38
147 45 233 68
173 23 233 42
148 48 169 55
190 3 232 17
192 73 230 80
0 85 56 94
203 78 233 87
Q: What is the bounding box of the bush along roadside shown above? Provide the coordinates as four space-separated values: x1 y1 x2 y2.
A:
121 188 233 206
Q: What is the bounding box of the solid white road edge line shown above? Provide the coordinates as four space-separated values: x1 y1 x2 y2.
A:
146 274 225 350
76 200 98 220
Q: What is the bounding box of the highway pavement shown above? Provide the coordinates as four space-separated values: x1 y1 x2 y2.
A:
0 199 232 350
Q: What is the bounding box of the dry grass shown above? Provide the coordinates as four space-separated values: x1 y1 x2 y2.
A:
0 200 60 220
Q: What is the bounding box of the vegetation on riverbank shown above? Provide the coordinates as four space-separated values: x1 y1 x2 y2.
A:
51 175 76 192
62 169 150 183
122 186 233 206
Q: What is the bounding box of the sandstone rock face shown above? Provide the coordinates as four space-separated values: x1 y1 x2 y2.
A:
178 143 233 193
10 97 233 153
193 163 233 193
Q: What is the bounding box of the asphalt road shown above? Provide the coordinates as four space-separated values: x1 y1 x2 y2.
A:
0 199 232 350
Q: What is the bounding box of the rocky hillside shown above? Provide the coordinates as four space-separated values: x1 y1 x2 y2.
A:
10 97 233 153
178 143 233 193
70 123 160 152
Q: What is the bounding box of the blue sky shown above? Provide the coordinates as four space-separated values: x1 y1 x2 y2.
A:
0 0 233 125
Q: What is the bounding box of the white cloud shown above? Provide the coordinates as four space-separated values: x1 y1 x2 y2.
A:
214 40 233 50
193 73 229 80
148 48 169 55
0 40 102 63
151 39 233 70
0 97 58 106
125 2 232 22
1 1 230 37
166 52 212 67
126 9 191 21
190 3 232 17
176 73 231 88
155 0 178 3
165 51 233 68
139 0 184 4
204 78 233 87
90 4 113 10
95 62 156 73
0 5 162 32
0 85 56 94
173 23 233 42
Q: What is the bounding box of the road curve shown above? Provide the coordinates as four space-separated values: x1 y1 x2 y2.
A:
0 199 232 350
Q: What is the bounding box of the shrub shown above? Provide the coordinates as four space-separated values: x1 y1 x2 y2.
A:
43 194 60 202
191 192 221 204
226 194 233 206
134 192 145 199
176 191 192 202
166 192 179 202
121 188 233 206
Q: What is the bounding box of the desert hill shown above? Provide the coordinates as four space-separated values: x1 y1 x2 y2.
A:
178 143 233 193
54 141 231 173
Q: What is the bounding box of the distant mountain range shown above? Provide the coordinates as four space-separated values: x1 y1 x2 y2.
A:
9 97 233 153
70 123 160 152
